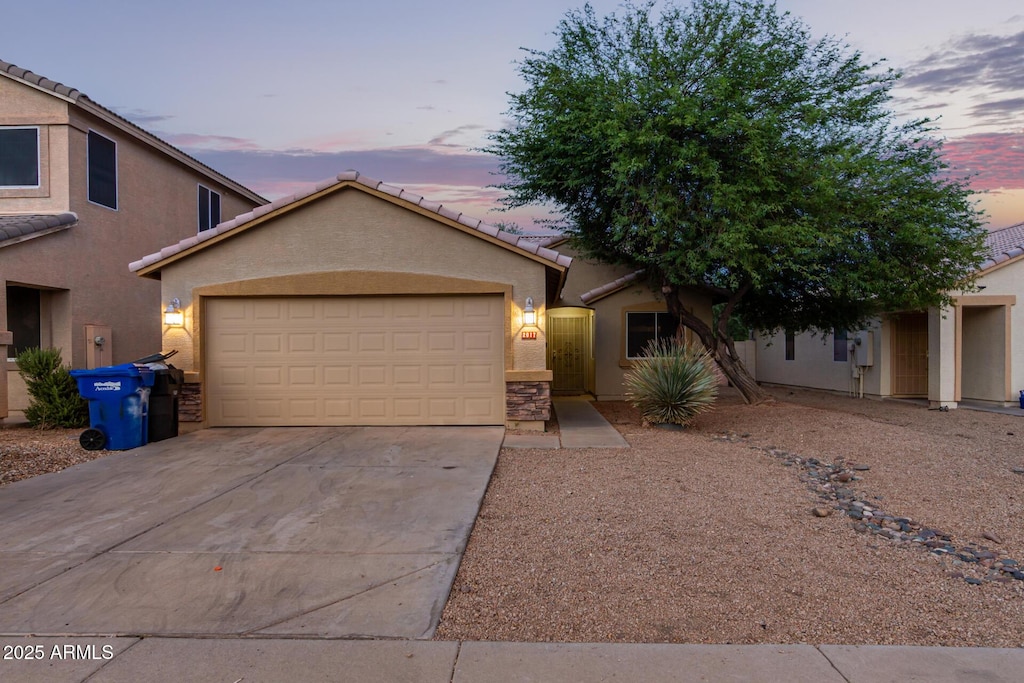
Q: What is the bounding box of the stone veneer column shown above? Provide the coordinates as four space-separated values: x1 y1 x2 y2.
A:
179 382 202 422
505 380 552 422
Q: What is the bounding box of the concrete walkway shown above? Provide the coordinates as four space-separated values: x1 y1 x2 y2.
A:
502 397 629 449
1 638 1022 682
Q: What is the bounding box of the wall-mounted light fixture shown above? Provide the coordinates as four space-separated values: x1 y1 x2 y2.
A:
523 297 536 326
164 297 184 326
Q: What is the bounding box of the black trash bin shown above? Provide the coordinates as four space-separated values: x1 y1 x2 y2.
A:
148 366 184 442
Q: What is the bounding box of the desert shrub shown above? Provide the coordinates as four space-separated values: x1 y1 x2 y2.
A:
15 347 89 428
625 338 718 426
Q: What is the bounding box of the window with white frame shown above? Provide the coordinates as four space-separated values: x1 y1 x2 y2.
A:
198 185 221 232
625 310 679 358
87 130 117 209
0 127 40 187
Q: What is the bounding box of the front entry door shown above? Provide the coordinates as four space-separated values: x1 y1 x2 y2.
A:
548 308 595 394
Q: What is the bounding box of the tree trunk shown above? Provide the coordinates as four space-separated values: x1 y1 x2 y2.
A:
663 286 773 405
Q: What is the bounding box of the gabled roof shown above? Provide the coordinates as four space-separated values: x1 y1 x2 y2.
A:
980 222 1024 272
0 59 265 205
130 171 572 277
0 212 77 248
580 270 646 305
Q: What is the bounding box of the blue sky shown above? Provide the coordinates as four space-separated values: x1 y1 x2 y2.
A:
3 0 1022 230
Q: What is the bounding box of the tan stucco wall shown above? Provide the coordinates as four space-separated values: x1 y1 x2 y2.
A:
156 188 551 378
2 80 262 415
960 305 1007 401
755 321 887 397
554 246 637 306
958 260 1024 401
758 266 1022 406
0 78 71 212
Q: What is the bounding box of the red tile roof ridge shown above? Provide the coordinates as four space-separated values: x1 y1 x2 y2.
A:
579 269 645 305
980 221 1024 271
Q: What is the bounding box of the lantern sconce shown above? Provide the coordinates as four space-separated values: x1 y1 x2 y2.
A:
164 297 184 326
523 297 537 326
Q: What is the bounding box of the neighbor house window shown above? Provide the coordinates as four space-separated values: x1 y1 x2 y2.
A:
785 330 795 361
626 310 679 358
6 285 40 359
833 329 848 362
0 127 40 187
87 131 117 209
198 185 221 232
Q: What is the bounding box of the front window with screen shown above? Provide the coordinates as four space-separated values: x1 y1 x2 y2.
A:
626 310 679 358
0 127 39 187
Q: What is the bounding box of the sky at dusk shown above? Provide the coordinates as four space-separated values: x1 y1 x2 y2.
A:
2 0 1022 231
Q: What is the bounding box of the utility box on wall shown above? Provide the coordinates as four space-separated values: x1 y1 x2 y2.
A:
84 325 112 369
852 330 874 367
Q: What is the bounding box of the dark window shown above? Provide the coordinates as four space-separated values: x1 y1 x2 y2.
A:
785 330 795 361
198 185 222 232
6 285 41 358
88 131 117 209
833 329 848 362
0 127 39 187
626 310 679 358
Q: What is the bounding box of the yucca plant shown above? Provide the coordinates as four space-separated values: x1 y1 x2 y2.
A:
625 338 718 426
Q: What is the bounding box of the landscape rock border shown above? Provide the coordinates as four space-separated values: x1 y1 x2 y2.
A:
713 431 1024 587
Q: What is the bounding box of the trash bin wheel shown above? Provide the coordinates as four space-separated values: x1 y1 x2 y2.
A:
80 428 106 451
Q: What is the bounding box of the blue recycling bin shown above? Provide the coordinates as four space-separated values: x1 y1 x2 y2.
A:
70 364 155 451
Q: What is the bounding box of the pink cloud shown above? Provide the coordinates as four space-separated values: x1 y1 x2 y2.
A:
942 132 1024 191
163 133 262 152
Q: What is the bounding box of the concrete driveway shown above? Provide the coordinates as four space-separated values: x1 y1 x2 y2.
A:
0 425 502 639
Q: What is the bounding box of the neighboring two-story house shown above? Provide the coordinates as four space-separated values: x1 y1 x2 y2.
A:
1 59 265 419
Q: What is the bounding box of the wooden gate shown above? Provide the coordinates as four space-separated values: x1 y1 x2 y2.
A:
890 312 929 397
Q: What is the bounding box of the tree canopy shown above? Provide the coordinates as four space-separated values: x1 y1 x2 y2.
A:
488 0 987 403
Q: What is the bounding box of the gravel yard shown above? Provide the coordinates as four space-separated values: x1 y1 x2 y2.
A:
436 388 1024 647
0 422 98 486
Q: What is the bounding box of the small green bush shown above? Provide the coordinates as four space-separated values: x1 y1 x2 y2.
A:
625 338 718 426
15 347 89 429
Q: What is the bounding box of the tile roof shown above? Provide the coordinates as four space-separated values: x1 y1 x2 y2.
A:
0 59 264 205
579 269 646 305
130 171 573 274
0 213 77 247
980 222 1024 271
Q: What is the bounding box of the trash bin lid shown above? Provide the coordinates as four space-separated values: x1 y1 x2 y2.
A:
70 363 155 390
71 363 145 378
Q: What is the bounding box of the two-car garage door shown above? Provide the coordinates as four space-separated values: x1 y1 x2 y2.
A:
205 295 505 426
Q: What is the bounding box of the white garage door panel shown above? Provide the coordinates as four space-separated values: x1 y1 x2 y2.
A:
206 296 505 426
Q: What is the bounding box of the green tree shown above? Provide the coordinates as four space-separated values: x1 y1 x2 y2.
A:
488 0 986 403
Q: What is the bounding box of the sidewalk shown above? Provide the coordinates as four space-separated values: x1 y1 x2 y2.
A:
1 637 1021 682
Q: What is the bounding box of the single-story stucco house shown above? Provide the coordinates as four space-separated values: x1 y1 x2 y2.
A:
539 238 717 400
131 171 573 430
755 221 1024 409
